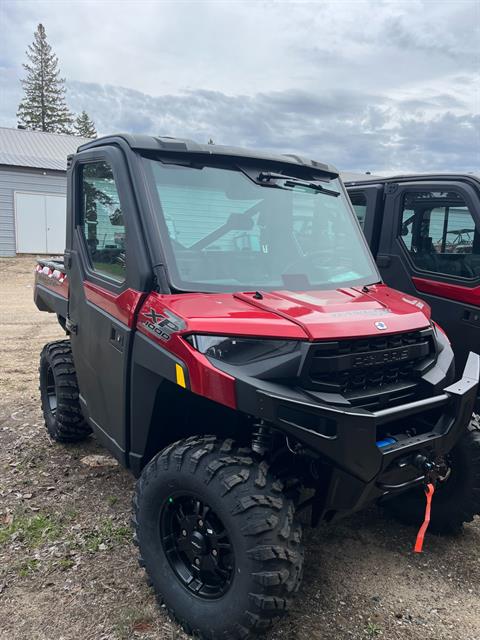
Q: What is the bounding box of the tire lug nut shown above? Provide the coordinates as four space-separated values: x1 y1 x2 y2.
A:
212 549 218 557
198 519 203 527
194 557 200 566
182 529 187 537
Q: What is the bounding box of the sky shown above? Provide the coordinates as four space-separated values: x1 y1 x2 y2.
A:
0 0 479 174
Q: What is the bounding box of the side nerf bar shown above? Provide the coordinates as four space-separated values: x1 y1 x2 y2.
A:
253 352 480 483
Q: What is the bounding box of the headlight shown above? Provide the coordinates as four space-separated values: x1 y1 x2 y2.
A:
186 335 299 365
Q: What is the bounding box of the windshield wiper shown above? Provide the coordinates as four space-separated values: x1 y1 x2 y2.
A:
257 172 340 197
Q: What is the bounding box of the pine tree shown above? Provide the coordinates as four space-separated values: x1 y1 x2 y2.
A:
17 24 74 133
74 110 97 138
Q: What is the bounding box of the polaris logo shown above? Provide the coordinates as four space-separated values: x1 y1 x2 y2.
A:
352 348 410 368
375 321 388 330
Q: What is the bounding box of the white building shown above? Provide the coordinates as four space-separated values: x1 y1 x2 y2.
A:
0 127 90 256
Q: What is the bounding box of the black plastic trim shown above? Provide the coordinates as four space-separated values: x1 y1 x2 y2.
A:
34 284 68 319
229 351 478 520
128 332 190 475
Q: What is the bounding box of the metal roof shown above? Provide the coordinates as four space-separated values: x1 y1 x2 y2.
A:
78 133 339 176
0 127 91 172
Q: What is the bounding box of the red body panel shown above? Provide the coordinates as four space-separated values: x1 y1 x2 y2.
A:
142 292 306 339
137 294 237 409
36 261 434 411
413 276 480 308
135 285 432 410
83 282 145 328
140 285 430 341
233 286 431 339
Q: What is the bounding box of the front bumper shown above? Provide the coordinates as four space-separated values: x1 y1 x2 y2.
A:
235 352 480 520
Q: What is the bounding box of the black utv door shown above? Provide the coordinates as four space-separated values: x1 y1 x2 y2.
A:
376 180 480 374
348 184 384 256
66 146 148 463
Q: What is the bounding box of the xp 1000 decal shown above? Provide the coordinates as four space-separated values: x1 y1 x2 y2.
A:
143 307 186 341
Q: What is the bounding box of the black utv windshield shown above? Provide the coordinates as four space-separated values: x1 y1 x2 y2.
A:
143 157 379 292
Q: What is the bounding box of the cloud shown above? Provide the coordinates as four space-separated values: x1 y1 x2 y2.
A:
382 10 480 67
63 81 480 173
0 0 478 173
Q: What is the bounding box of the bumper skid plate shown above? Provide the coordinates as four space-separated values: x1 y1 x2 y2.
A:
252 352 479 520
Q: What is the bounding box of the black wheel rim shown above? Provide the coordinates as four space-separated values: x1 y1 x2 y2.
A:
160 494 234 599
46 365 57 415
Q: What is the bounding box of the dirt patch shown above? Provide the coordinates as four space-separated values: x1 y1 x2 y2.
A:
0 256 479 640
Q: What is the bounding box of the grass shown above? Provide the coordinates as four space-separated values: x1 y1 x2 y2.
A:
58 557 75 571
17 558 40 577
365 622 382 637
0 513 62 548
64 507 79 520
113 606 156 640
80 518 132 553
3 513 136 554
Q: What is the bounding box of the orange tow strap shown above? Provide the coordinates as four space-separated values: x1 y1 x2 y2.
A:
414 483 435 553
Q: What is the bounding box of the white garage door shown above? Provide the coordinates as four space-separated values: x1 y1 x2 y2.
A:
15 192 67 254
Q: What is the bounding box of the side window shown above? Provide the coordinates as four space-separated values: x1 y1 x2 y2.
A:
400 190 480 279
80 161 126 282
349 191 367 228
400 206 414 251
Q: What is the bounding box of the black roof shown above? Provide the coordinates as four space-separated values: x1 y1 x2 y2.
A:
77 133 339 177
344 172 480 186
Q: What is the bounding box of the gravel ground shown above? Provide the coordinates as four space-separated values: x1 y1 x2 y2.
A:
0 256 479 640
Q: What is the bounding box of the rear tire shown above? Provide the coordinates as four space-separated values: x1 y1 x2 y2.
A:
384 420 480 534
39 340 91 442
133 436 304 639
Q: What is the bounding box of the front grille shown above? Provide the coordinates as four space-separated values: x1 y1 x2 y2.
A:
303 329 436 409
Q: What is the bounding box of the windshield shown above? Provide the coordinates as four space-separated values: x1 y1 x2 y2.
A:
144 158 379 292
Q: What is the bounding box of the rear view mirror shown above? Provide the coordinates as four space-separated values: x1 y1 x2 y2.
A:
226 213 254 230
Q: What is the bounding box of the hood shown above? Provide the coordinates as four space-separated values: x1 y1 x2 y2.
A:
152 284 431 340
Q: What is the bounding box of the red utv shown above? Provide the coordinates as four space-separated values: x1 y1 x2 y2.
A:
35 136 479 639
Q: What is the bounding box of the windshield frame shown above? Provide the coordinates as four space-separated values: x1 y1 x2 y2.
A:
140 153 381 294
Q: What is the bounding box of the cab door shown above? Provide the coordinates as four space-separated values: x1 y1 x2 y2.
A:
347 184 384 257
66 146 149 463
377 180 480 373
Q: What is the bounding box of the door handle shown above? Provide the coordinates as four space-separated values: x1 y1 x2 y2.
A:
463 310 480 326
110 326 124 351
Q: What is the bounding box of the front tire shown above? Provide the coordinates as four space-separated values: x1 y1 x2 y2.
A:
133 436 304 639
384 422 480 534
39 340 91 442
